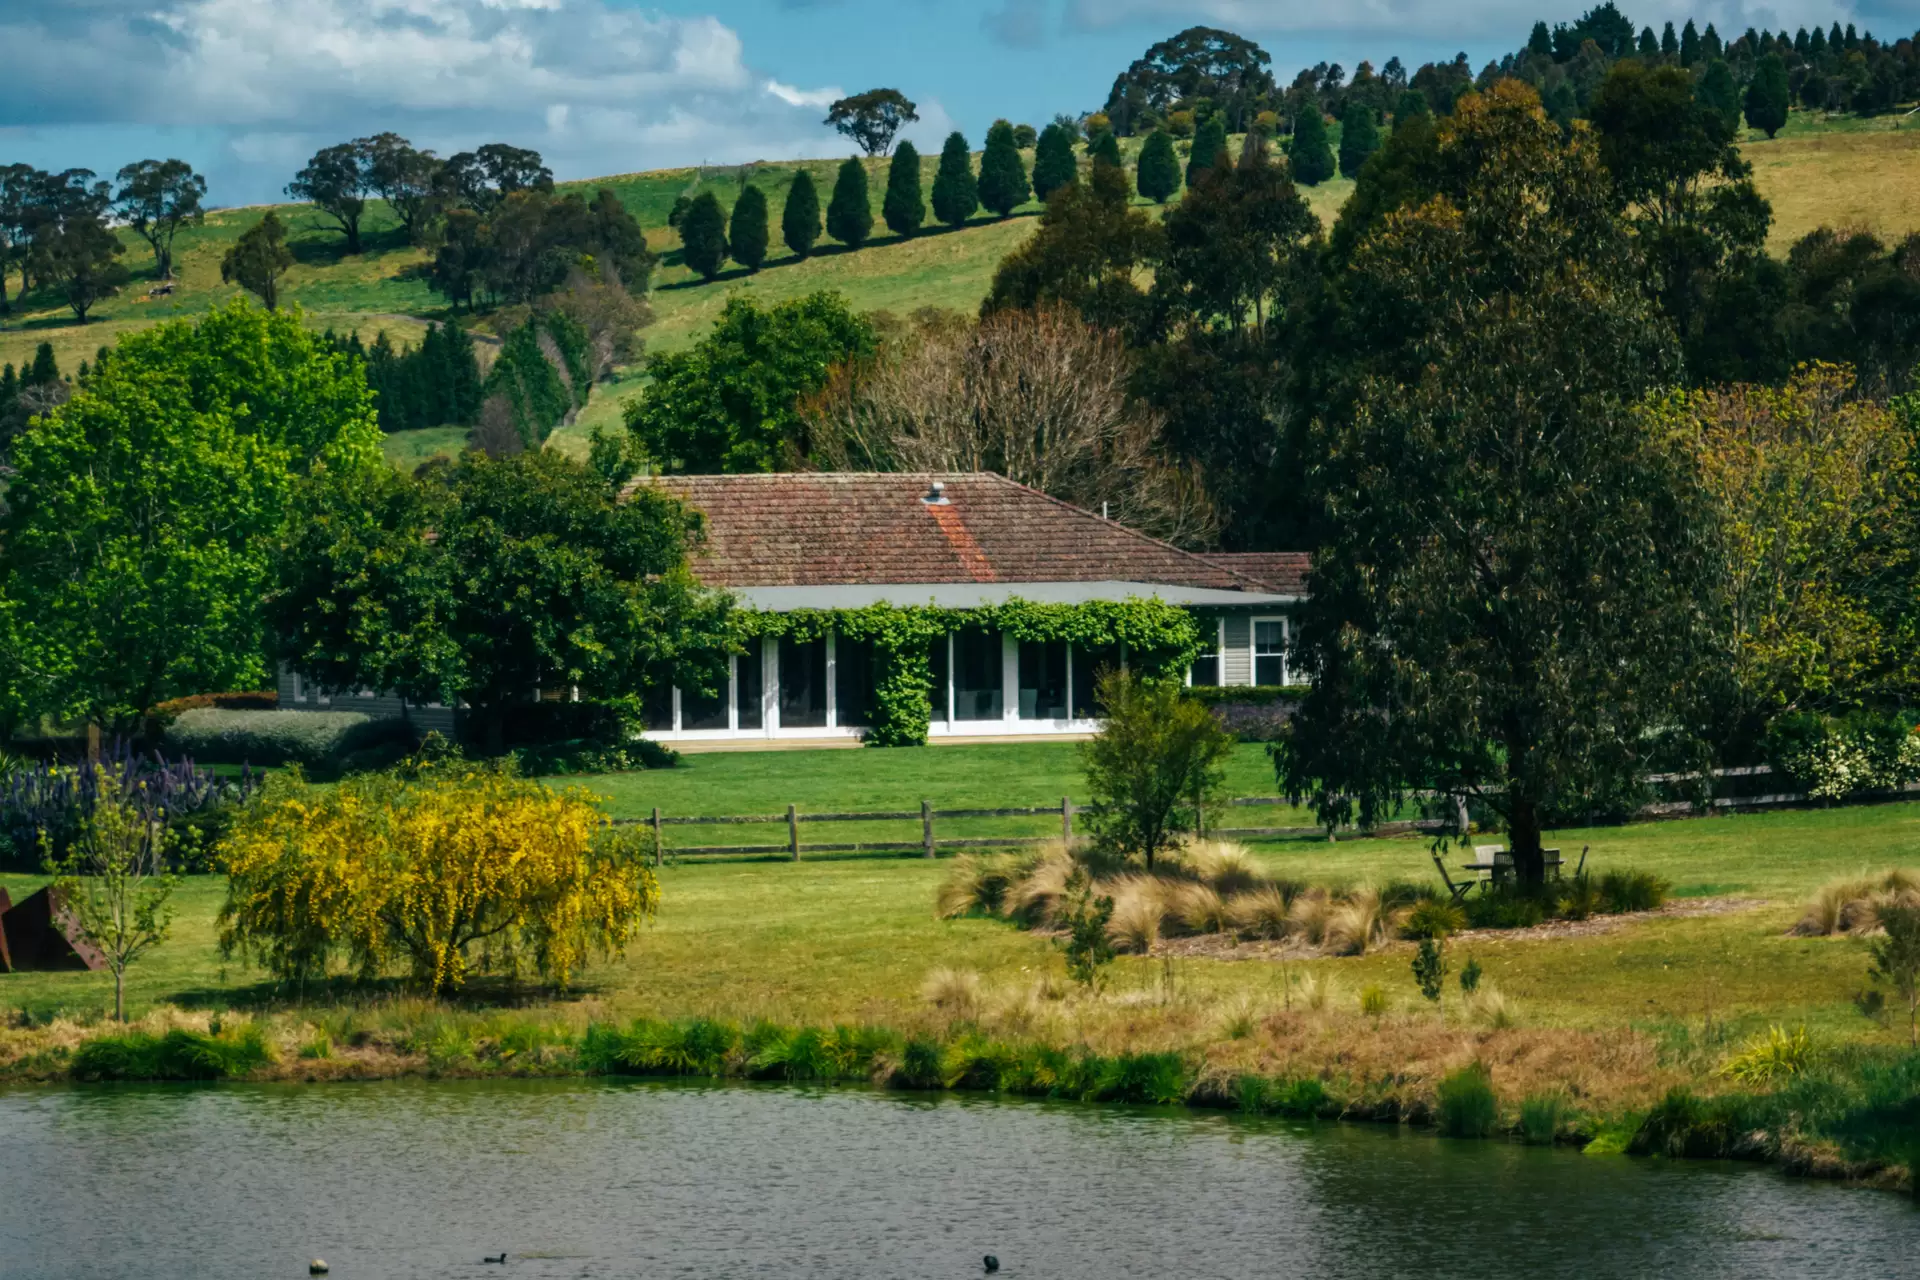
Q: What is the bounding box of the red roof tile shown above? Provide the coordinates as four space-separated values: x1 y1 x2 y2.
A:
1198 552 1311 595
639 472 1275 592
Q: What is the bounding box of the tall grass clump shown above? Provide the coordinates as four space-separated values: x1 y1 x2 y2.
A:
1720 1025 1819 1087
1598 869 1670 914
70 1025 273 1081
1790 869 1920 936
1435 1062 1498 1137
1519 1091 1567 1144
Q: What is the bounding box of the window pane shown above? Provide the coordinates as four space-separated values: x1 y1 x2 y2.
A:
930 634 950 723
835 636 874 727
1072 643 1122 718
1190 654 1220 687
779 637 828 728
682 674 729 731
1254 620 1286 686
735 638 763 729
642 682 674 731
1018 640 1068 720
1255 655 1285 687
953 629 1003 721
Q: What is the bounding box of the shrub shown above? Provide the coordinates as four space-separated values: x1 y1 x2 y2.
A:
1403 898 1467 939
70 1025 272 1081
1435 1062 1498 1137
1411 937 1449 1005
1720 1025 1819 1087
1060 872 1116 988
1557 871 1603 920
1359 984 1389 1016
1597 869 1670 914
218 762 659 992
1792 869 1920 936
1 743 259 870
163 707 405 768
1080 668 1235 871
145 690 278 727
1463 890 1546 930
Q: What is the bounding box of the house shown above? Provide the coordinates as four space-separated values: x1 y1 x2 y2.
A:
634 473 1305 744
274 471 1309 746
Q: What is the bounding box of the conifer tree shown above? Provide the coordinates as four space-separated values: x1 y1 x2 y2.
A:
978 120 1031 217
1338 102 1380 179
679 191 728 280
1287 104 1336 185
1745 54 1790 138
1661 21 1679 57
1697 60 1741 131
1135 130 1181 203
1680 19 1701 66
1187 116 1227 186
931 131 979 227
825 157 873 248
730 184 770 269
782 170 821 258
1090 130 1123 171
1032 123 1078 201
882 141 925 237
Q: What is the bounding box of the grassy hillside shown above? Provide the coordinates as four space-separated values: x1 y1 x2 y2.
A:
4 110 1915 442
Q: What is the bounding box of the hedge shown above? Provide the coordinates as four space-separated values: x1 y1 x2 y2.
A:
162 708 406 768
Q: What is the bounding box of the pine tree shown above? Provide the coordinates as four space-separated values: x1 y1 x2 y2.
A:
1638 27 1658 57
1090 130 1123 171
1136 130 1181 203
1338 101 1380 179
1032 123 1077 201
978 120 1031 217
1680 19 1701 66
782 170 821 259
1287 105 1336 185
882 141 925 237
26 342 60 388
1187 116 1227 186
441 322 483 425
1745 53 1791 138
826 157 873 248
1697 60 1741 131
1661 21 1679 57
680 191 728 280
730 183 770 269
930 131 979 227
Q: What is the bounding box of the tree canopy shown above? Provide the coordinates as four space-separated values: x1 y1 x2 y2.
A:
824 90 920 157
113 159 206 281
1103 26 1278 135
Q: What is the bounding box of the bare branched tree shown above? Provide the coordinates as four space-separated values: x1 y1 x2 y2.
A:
805 306 1217 547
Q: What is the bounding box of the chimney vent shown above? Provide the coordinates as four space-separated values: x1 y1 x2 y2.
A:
922 480 948 505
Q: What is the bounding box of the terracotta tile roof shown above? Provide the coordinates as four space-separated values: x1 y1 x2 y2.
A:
1198 552 1311 595
639 472 1276 592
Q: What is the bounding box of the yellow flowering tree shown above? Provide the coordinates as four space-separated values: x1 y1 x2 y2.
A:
217 763 658 993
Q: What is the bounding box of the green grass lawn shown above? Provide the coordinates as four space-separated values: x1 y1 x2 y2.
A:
379 425 471 473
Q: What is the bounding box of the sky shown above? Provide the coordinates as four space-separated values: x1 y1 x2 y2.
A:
0 0 1909 207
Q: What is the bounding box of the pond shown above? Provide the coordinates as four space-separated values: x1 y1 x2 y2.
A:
0 1079 1911 1278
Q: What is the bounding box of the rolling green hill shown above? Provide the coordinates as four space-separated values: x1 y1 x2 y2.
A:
7 110 1918 468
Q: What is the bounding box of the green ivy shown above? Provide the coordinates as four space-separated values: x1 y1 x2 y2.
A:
732 599 1204 747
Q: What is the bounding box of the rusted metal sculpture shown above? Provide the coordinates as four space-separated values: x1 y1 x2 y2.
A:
0 884 104 973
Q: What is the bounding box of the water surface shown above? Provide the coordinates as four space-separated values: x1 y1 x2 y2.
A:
0 1079 1911 1279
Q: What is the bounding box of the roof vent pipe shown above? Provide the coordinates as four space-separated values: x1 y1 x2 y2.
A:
923 480 948 505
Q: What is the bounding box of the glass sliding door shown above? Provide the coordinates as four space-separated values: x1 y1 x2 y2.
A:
953 628 1003 721
1070 643 1123 719
735 637 764 730
1018 640 1068 720
778 637 828 728
834 636 874 727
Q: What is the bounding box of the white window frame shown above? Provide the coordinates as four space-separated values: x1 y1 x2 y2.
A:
1251 615 1289 688
1187 617 1226 687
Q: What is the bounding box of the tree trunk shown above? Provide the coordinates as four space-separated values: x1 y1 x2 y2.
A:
345 220 362 255
1508 794 1547 891
86 720 101 764
114 967 126 1023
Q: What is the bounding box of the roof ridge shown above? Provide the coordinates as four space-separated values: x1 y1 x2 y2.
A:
975 472 1275 594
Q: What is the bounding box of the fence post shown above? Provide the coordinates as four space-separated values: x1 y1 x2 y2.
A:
922 800 935 858
651 806 663 868
1061 796 1072 841
788 804 800 860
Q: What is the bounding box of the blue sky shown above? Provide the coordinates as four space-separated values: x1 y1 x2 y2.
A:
0 1 1904 206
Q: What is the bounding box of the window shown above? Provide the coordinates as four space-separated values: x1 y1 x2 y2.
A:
641 682 674 731
930 634 951 723
1070 643 1122 718
291 672 305 703
953 628 1003 721
1189 618 1222 687
779 637 828 728
835 636 874 727
1018 640 1068 720
1254 617 1288 687
735 637 764 730
681 665 729 730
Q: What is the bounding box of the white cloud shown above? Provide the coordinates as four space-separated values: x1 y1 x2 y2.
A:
1062 1 1865 43
0 0 848 195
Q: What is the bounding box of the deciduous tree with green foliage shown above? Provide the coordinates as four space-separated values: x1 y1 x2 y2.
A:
0 301 382 733
221 212 295 310
1032 123 1078 201
823 89 919 157
983 162 1160 334
1869 903 1920 1048
50 765 178 1022
729 184 770 270
35 214 129 321
882 141 925 238
978 120 1031 217
272 449 732 754
1079 669 1234 870
1276 82 1719 889
679 191 728 280
286 140 371 254
782 170 821 259
624 291 877 473
113 159 206 281
931 132 979 227
1135 129 1181 203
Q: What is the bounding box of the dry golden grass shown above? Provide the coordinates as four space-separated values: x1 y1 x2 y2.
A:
920 967 983 1020
1227 886 1292 939
1107 878 1167 954
1745 127 1920 250
1790 868 1920 935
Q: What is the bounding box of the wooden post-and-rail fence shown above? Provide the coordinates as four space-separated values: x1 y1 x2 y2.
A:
618 798 1444 866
